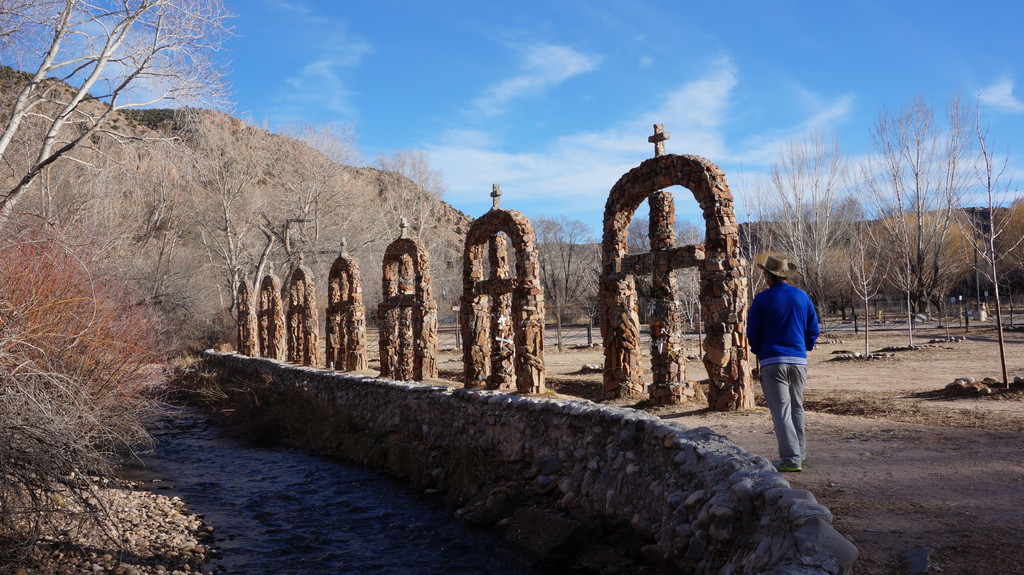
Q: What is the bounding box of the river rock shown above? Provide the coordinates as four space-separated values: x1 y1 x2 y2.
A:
503 507 583 565
899 547 931 574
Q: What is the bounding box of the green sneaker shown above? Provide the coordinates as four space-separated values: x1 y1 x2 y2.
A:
774 460 802 472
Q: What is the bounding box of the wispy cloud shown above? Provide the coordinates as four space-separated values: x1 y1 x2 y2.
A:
641 58 738 159
282 59 358 117
266 0 315 17
980 76 1024 113
736 91 855 167
430 55 870 230
431 59 740 226
472 44 602 117
273 40 370 122
264 2 372 124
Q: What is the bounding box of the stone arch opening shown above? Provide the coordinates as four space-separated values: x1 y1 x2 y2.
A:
600 125 753 410
326 239 368 371
258 273 286 360
236 280 258 356
377 219 438 381
461 185 545 394
286 257 319 366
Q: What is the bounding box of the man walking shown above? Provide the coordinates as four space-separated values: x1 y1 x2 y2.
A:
747 256 819 472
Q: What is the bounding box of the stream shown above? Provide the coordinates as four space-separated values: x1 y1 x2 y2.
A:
124 408 538 575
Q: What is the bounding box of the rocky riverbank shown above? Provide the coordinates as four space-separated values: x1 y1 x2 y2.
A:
4 480 213 575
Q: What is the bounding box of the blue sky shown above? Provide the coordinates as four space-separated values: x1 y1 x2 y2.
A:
224 0 1024 234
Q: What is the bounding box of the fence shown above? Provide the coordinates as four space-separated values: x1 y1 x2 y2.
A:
432 321 712 352
362 299 1024 355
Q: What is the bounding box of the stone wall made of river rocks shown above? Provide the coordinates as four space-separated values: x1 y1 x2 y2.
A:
203 351 856 575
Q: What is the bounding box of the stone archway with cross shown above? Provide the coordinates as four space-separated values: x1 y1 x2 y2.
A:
326 238 368 371
286 256 319 366
258 273 287 361
599 124 754 410
377 219 438 381
461 185 545 394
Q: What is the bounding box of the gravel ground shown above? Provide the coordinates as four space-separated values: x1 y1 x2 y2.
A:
2 481 214 575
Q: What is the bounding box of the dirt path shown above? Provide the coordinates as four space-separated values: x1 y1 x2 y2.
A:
525 326 1024 575
660 408 1024 574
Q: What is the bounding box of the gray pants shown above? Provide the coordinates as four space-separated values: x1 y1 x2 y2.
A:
759 363 807 467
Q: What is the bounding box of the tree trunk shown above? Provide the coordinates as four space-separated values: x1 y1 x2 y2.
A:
863 295 870 357
556 309 564 352
992 268 1009 387
906 291 914 347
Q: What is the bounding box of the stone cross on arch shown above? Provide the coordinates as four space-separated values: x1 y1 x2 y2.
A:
286 256 318 366
649 123 671 157
645 124 686 402
326 236 368 372
377 219 438 381
257 273 287 361
599 124 753 410
461 184 545 394
491 184 502 210
236 280 258 357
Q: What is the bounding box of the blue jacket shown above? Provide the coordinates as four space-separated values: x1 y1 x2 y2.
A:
747 282 819 367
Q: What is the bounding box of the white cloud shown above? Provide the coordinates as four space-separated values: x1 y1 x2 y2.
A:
271 37 370 122
429 56 861 229
282 59 356 116
641 58 738 160
266 0 315 17
472 44 602 117
980 76 1024 114
263 2 372 123
431 59 740 227
736 91 855 167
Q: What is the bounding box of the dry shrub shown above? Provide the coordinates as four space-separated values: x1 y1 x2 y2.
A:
0 228 164 553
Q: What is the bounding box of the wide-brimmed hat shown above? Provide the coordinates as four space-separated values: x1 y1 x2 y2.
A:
758 255 798 278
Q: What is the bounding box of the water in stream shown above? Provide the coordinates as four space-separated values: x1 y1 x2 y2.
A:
127 408 538 575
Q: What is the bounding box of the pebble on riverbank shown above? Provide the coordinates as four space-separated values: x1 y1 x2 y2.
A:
6 481 213 575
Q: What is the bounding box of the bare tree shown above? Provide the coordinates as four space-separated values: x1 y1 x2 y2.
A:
845 221 887 356
766 132 849 314
187 114 270 315
371 149 461 309
624 215 654 322
958 106 1022 387
535 215 598 351
374 149 447 241
674 219 703 333
735 171 773 302
861 94 975 346
267 122 360 264
0 0 231 226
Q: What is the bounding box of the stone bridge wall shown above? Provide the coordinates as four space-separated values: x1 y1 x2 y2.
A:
202 351 856 575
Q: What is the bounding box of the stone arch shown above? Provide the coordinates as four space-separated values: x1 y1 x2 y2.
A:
600 151 753 411
258 273 286 360
236 280 258 356
461 187 545 394
326 240 368 371
377 221 438 381
286 258 319 366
